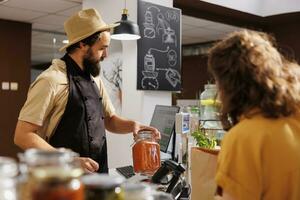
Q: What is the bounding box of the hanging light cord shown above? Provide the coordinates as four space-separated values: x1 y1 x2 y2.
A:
123 0 128 15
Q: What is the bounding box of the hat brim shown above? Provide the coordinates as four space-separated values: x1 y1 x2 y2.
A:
59 23 119 52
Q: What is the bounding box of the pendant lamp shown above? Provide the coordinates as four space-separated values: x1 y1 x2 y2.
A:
111 4 141 40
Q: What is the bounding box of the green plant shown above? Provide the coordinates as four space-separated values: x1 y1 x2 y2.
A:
192 129 217 149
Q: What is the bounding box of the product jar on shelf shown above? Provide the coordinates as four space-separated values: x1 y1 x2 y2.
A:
81 174 124 200
132 131 161 176
19 148 84 200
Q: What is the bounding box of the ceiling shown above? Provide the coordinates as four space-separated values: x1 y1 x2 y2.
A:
0 0 240 65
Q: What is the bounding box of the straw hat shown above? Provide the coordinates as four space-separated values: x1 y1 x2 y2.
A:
60 8 119 51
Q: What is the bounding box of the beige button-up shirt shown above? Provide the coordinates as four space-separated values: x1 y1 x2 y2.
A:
18 58 115 140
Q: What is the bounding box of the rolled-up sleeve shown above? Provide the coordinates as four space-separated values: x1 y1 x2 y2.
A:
18 77 55 126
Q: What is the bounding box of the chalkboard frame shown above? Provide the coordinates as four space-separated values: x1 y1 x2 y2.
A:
137 0 182 91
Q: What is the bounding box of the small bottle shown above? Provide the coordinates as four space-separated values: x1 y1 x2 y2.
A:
0 157 18 200
132 131 161 176
19 148 84 200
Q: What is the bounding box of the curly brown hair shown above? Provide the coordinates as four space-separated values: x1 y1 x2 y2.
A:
208 29 300 128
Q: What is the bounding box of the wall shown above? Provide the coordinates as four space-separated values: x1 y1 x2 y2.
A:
200 0 300 16
83 0 172 168
175 55 211 100
31 69 43 82
266 18 300 62
0 19 31 157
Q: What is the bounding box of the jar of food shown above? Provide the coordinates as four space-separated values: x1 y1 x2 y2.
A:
19 148 84 200
0 157 18 200
81 174 124 200
132 131 161 175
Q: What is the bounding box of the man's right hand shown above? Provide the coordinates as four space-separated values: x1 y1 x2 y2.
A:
76 157 99 173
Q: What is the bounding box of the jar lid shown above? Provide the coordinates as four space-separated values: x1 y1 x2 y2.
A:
81 174 124 189
19 148 78 166
137 131 153 140
0 157 18 178
31 166 83 180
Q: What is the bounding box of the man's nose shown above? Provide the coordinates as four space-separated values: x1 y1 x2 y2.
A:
103 48 108 58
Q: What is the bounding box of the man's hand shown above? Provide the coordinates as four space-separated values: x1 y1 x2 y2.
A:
104 115 161 140
132 122 161 141
75 157 99 173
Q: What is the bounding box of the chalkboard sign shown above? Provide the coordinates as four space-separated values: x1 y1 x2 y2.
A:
137 0 181 91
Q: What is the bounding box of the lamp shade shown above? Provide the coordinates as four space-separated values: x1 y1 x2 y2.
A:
111 9 141 40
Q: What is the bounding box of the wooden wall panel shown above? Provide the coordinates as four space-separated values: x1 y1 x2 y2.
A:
266 20 300 62
173 55 212 102
0 19 31 158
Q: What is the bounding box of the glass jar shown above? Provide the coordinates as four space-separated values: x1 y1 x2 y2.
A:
0 157 18 200
19 148 84 200
123 183 153 200
81 174 124 200
200 84 224 143
200 84 218 122
132 131 161 175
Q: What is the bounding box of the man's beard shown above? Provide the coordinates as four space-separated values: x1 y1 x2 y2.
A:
83 48 101 77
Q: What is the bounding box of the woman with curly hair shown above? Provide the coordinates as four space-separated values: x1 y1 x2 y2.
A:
209 30 300 200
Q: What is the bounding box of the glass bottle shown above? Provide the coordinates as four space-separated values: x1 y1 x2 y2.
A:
19 148 84 200
132 131 161 176
0 157 18 200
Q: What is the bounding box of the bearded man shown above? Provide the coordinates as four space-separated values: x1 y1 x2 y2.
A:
14 8 160 173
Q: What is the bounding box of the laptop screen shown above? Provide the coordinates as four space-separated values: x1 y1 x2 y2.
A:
150 105 180 153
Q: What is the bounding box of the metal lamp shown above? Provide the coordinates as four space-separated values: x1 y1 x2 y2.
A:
111 8 141 40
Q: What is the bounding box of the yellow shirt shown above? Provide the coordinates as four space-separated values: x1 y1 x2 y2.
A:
18 58 115 140
215 112 300 200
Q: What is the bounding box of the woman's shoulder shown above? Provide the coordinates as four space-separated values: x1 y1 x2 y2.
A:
223 113 269 145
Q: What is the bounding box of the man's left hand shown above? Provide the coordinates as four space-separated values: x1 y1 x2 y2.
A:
132 122 161 141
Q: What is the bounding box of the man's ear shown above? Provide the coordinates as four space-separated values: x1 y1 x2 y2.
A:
79 42 89 51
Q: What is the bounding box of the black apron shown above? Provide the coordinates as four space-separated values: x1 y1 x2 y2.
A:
49 54 108 173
